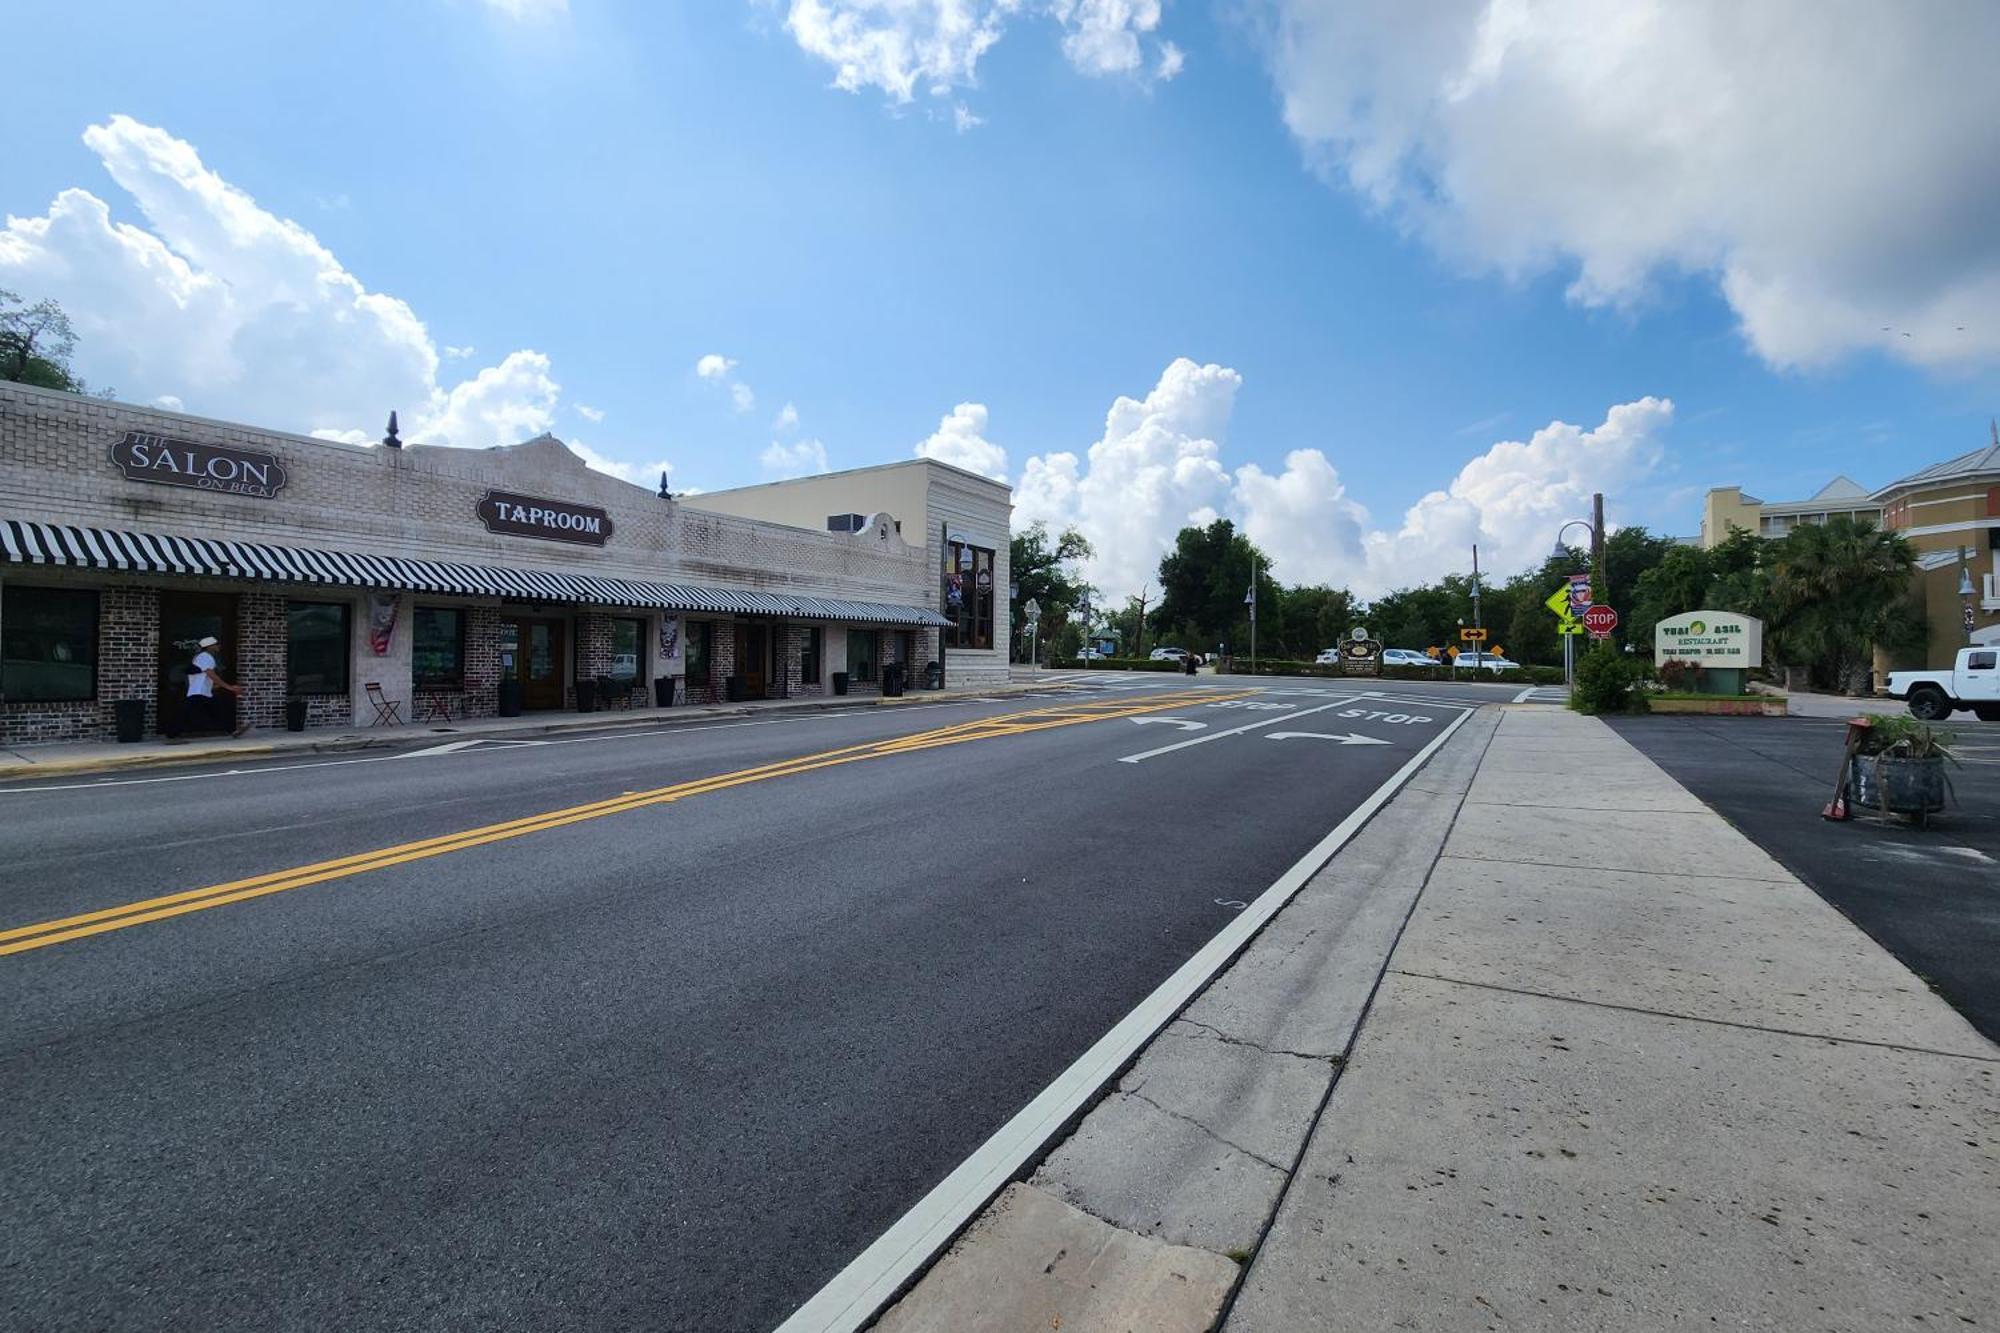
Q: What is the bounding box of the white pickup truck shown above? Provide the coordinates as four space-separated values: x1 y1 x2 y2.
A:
1886 647 2000 721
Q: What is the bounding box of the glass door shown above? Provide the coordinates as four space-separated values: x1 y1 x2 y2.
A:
157 592 237 736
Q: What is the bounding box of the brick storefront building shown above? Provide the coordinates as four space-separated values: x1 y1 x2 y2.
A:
0 383 992 746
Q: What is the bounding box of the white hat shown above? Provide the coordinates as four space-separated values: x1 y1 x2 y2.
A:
198 635 220 648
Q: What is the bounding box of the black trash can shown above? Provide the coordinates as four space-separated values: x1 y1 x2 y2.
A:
497 679 524 717
575 679 598 713
925 661 942 689
883 664 903 698
832 671 849 696
654 675 675 708
285 697 309 732
114 699 146 744
725 675 745 703
1183 656 1197 676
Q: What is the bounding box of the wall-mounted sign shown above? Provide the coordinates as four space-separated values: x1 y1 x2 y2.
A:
477 489 613 546
109 431 290 499
1656 611 1762 667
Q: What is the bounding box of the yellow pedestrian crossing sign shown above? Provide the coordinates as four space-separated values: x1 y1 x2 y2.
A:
1544 586 1573 617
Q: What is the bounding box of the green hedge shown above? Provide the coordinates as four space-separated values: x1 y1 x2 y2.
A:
1221 659 1564 685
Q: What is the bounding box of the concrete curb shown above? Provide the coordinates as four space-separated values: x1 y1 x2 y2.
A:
851 707 1502 1333
0 682 1051 781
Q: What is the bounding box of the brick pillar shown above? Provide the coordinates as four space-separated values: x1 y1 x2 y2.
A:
572 611 614 707
238 590 287 732
464 606 501 718
101 584 160 735
710 620 737 700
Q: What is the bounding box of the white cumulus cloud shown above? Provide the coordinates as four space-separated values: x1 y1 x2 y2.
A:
694 353 736 380
0 116 561 445
1260 0 2000 370
773 402 800 431
575 403 605 423
779 0 1181 119
761 436 830 479
913 401 1009 480
1014 357 1675 599
567 438 677 490
730 382 756 414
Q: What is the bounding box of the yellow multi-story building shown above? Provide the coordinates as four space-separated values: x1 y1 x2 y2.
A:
1875 426 2000 672
1698 476 1878 548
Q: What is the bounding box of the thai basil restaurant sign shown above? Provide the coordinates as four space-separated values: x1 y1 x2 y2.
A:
109 431 289 498
1655 611 1763 667
477 490 614 546
1338 636 1383 677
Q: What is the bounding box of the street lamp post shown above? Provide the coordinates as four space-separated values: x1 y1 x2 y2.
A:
1959 554 1977 645
1550 513 1602 690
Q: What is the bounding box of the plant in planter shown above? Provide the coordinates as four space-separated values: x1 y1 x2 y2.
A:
1850 716 1952 827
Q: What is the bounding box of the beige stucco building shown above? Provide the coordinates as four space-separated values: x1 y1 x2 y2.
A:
1698 476 1879 548
1875 432 2000 673
687 459 1014 686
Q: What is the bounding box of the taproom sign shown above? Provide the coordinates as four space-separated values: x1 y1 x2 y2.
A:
477 489 614 546
1655 610 1763 667
109 431 289 498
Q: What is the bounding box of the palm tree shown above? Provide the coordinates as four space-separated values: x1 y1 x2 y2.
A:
1762 516 1920 692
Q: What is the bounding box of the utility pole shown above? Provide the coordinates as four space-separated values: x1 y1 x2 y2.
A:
1471 543 1483 650
1591 492 1607 615
1247 557 1259 674
1135 584 1150 659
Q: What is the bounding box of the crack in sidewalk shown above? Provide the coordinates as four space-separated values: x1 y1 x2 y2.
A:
1388 969 2000 1064
1125 1089 1290 1175
1172 1017 1339 1065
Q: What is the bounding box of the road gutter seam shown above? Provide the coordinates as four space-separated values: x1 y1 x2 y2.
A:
774 704 1484 1333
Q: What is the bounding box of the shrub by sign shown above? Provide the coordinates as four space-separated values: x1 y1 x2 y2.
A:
1655 611 1762 667
477 490 614 546
109 431 289 499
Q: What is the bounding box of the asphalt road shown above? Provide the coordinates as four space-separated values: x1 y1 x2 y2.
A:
0 674 1498 1332
1610 714 2000 1042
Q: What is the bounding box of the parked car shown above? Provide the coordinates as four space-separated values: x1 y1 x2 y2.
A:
1078 647 1112 661
1148 646 1190 662
1456 651 1521 673
1314 647 1341 665
1382 648 1438 669
1886 647 2000 720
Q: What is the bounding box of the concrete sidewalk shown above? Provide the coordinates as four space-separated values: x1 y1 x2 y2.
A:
874 704 1998 1332
0 681 1039 781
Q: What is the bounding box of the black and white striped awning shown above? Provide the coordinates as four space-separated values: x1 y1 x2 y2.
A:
0 519 951 628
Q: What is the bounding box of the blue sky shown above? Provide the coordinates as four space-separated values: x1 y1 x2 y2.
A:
6 1 1997 596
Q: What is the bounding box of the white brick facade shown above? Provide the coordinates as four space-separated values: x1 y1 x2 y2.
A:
0 383 958 743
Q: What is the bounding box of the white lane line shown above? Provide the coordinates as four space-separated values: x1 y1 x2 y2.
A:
1511 685 1538 703
772 703 1480 1333
1116 695 1365 763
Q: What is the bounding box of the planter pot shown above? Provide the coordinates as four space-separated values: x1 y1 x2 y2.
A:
575 679 598 713
832 671 849 696
925 661 943 689
496 680 523 717
1849 754 1947 824
285 698 309 733
113 699 146 744
654 675 675 708
725 675 745 703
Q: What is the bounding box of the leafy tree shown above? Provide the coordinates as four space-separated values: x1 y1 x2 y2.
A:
1762 516 1921 691
1152 519 1271 655
0 290 101 395
1009 521 1092 661
1270 584 1359 659
1367 575 1478 657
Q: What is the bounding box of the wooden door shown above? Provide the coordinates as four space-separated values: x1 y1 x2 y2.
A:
737 624 769 699
517 618 566 710
157 591 238 735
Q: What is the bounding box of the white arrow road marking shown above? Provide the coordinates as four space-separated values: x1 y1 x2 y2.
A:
1118 695 1367 763
1265 731 1392 745
1128 717 1206 731
395 740 488 758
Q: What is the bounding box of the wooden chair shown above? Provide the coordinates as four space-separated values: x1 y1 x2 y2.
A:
365 682 404 726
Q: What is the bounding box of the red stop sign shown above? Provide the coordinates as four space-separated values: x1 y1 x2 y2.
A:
1583 604 1619 635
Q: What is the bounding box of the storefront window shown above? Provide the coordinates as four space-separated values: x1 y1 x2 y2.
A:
413 607 465 688
685 620 712 684
286 602 350 694
610 618 643 682
846 628 877 682
1 586 98 702
944 540 994 650
801 626 823 685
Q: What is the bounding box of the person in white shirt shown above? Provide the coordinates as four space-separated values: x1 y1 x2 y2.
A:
168 634 245 739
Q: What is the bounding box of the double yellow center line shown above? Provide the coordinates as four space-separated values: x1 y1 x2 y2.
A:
1 687 1249 958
